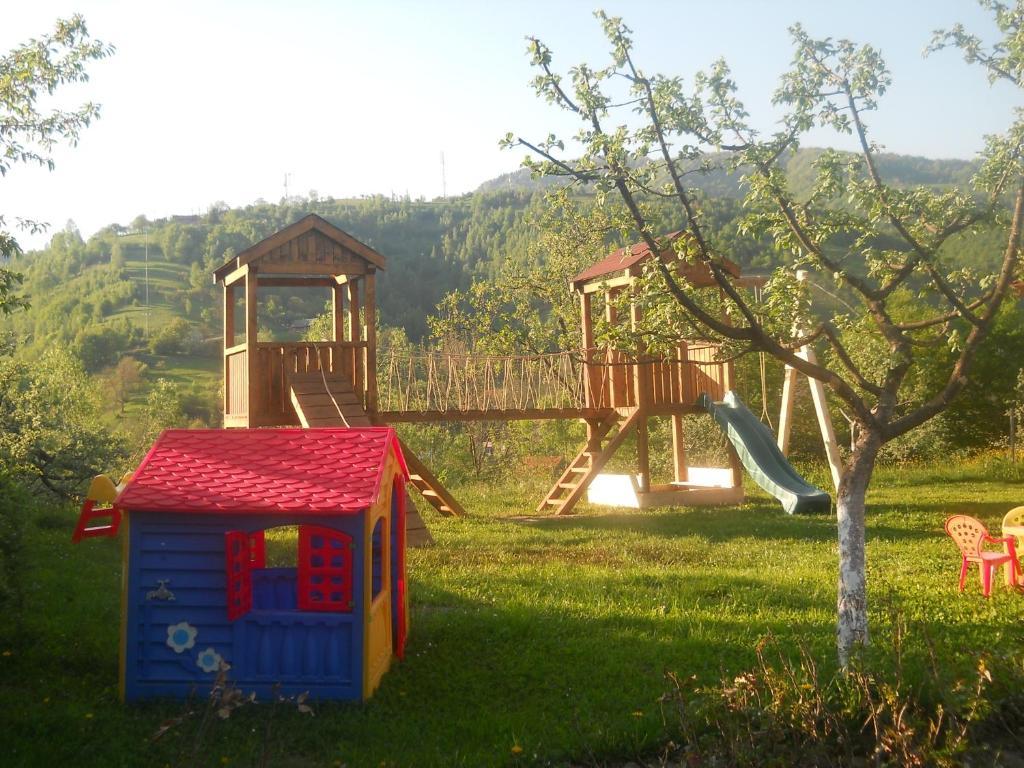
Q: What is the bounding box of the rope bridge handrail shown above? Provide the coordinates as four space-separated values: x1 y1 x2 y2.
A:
378 349 589 414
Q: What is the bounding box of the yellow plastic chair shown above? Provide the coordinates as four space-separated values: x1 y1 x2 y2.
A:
1002 507 1024 584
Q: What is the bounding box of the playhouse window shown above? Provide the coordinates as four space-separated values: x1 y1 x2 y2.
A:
224 525 353 620
371 517 386 600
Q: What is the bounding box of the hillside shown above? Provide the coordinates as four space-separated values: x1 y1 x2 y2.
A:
0 148 997 406
481 148 979 199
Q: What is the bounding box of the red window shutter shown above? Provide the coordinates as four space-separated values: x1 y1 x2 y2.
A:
225 530 253 621
297 525 353 612
248 530 266 568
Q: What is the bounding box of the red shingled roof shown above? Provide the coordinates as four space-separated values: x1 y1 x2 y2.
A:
571 231 740 289
571 232 684 286
116 428 408 515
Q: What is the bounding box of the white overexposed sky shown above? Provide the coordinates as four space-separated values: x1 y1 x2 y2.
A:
0 0 1019 249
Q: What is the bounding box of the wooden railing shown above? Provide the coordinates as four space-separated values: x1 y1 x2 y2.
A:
253 341 367 425
583 342 729 410
377 342 731 417
225 346 248 418
227 340 731 426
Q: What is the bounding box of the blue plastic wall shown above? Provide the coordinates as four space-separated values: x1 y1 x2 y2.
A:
123 512 366 702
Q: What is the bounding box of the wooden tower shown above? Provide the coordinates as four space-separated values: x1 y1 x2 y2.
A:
213 214 465 545
537 235 750 514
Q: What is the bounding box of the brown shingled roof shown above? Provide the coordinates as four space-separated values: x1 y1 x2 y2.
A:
571 232 739 290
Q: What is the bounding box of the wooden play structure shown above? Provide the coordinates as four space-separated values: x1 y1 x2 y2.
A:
211 215 831 523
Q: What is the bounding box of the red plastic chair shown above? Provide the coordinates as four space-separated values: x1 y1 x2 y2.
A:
944 515 1021 597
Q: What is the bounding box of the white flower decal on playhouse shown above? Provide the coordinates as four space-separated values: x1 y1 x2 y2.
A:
196 647 224 673
166 621 197 653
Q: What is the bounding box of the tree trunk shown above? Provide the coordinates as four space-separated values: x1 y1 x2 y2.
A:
835 427 881 666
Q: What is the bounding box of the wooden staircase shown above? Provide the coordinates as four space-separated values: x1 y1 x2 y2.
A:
289 372 466 545
400 441 467 517
537 410 642 515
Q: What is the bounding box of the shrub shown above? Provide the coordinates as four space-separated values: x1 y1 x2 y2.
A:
660 631 1018 767
149 317 197 355
0 471 30 609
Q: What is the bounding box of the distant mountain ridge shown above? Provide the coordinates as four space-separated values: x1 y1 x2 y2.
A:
478 148 978 198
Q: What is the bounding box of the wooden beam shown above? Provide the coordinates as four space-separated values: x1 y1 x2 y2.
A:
777 364 798 456
778 270 843 491
630 296 650 493
580 292 597 409
364 270 378 413
223 285 235 350
222 262 248 287
671 414 688 483
255 260 366 276
377 408 614 423
332 283 344 343
256 277 336 288
348 278 363 399
582 272 632 294
606 289 626 408
800 346 844 492
245 267 259 423
223 284 235 424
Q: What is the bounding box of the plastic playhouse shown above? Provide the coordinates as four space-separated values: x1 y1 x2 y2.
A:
78 427 409 702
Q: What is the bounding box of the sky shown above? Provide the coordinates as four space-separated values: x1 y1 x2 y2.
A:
0 0 1019 249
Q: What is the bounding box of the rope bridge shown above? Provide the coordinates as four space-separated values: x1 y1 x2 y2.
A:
378 350 589 415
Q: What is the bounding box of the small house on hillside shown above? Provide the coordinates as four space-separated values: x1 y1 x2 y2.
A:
115 427 409 702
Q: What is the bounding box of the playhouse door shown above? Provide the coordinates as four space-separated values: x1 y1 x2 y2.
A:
364 514 392 697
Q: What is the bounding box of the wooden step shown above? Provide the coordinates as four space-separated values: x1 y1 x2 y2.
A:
536 410 642 515
288 371 433 546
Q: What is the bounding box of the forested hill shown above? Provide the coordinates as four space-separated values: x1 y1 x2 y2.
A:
0 190 547 357
0 148 986 368
479 148 978 198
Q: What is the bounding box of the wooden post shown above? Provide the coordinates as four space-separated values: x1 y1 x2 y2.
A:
348 278 363 401
671 415 688 483
364 269 378 413
801 345 844 492
777 270 844 491
332 283 344 343
630 295 650 493
223 284 235 419
580 291 598 409
245 267 259 426
728 444 744 489
777 364 798 455
606 289 625 408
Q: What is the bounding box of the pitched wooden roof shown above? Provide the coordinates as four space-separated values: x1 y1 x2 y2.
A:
212 214 386 283
116 428 408 516
571 231 740 290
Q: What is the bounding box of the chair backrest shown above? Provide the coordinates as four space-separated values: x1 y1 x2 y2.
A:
944 515 987 557
1003 506 1024 530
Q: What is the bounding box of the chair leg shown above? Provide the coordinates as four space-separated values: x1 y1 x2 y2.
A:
982 562 993 597
958 558 969 592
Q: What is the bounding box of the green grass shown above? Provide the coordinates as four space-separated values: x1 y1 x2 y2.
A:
107 259 190 329
2 464 1023 767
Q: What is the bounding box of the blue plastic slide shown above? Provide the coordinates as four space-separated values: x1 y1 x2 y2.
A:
699 391 831 514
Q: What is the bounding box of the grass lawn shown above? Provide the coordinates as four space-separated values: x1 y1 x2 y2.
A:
2 461 1023 767
107 259 191 331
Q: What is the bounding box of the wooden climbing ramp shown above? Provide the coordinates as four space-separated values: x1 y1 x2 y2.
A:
289 372 466 546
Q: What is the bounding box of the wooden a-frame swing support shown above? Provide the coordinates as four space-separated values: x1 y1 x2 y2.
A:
775 271 844 492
